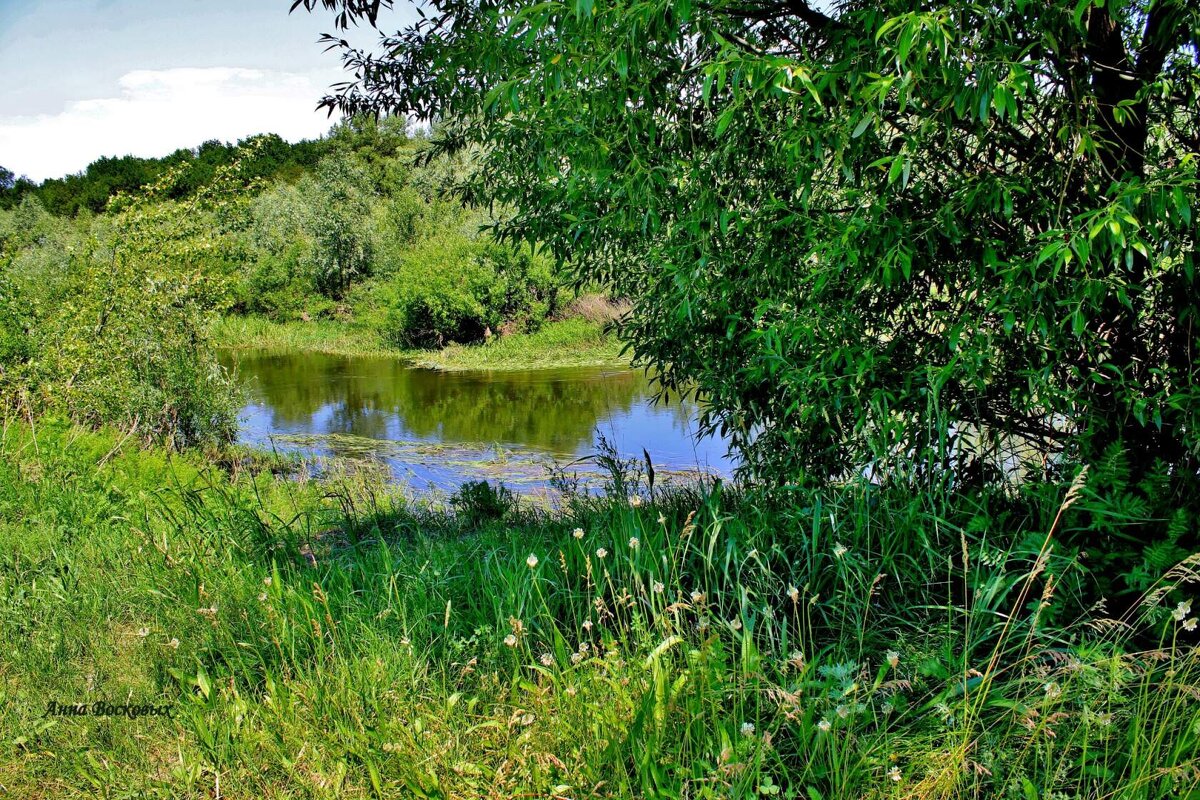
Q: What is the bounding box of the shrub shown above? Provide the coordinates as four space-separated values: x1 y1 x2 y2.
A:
242 244 313 319
0 153 251 448
449 479 517 525
380 234 558 348
0 241 238 448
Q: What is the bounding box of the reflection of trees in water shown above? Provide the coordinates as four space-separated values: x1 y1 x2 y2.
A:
223 350 657 454
395 369 647 453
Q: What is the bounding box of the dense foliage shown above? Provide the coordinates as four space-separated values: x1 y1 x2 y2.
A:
0 152 254 447
300 0 1200 488
381 234 558 347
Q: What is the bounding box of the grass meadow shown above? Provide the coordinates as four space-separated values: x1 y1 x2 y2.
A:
1 421 1197 798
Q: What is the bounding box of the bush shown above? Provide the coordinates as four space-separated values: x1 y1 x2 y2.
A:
380 234 558 348
0 243 238 448
236 183 313 317
0 160 248 448
448 479 518 526
242 244 313 319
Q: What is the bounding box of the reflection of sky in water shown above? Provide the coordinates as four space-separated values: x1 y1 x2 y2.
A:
224 351 733 492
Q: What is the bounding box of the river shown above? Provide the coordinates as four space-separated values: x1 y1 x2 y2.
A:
221 349 733 494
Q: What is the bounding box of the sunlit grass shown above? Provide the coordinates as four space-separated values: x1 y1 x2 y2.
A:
213 315 626 371
213 315 403 359
1 422 1197 798
412 318 626 371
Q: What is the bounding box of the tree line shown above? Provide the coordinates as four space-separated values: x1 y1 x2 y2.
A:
0 133 330 216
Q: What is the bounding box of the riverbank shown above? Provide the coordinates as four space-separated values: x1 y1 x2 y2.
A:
2 421 1195 798
214 315 628 371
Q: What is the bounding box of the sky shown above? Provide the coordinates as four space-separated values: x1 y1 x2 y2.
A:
0 0 403 181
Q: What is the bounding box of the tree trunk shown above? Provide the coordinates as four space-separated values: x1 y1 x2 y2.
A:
1080 6 1193 478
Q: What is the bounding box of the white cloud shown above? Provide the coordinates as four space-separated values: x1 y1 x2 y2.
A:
0 67 343 181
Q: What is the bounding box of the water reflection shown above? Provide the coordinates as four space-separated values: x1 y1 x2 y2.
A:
220 349 732 491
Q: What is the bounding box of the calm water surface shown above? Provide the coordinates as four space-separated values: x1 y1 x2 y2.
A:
221 349 733 493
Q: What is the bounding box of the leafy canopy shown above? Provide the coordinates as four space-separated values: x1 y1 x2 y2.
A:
299 0 1200 486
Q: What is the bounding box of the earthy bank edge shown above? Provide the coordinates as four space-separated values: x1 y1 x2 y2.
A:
214 315 628 371
1 421 1197 798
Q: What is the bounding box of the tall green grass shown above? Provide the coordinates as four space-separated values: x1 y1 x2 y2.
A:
213 315 402 359
1 422 1196 798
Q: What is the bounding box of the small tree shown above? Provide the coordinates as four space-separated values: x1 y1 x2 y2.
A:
305 154 375 300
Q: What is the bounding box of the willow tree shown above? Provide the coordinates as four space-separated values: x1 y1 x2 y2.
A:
299 0 1199 487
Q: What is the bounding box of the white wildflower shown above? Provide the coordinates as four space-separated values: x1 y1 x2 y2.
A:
652 580 665 594
832 543 848 559
504 634 518 647
887 766 902 782
817 718 831 733
526 553 539 569
540 652 554 667
740 722 756 737
1173 599 1192 622
573 527 585 539
1185 617 1198 633
886 650 900 669
596 547 608 559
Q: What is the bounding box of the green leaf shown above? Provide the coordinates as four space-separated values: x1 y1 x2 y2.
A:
715 107 735 138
